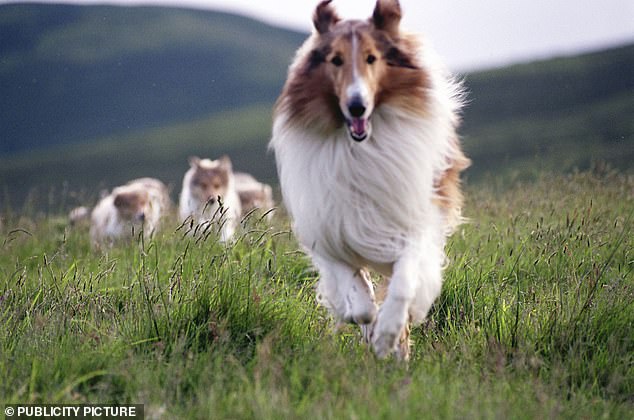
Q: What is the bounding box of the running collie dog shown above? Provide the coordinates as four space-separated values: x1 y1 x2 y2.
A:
179 156 242 241
90 178 171 247
270 0 470 359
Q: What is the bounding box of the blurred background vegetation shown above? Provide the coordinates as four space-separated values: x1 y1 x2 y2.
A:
1 4 632 211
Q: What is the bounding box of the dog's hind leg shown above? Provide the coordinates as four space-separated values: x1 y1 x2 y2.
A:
395 322 411 361
314 258 377 326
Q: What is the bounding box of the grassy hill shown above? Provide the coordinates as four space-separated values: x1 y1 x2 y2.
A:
0 172 631 416
0 6 632 415
0 4 632 210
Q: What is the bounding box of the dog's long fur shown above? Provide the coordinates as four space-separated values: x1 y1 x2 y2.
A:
270 0 469 359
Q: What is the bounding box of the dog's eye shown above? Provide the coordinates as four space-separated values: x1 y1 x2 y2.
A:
331 56 343 67
366 54 377 65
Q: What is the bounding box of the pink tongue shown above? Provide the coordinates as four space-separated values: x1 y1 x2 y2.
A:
352 118 367 135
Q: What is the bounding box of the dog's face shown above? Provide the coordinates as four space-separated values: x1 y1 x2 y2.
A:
113 188 149 223
188 156 232 204
314 19 385 142
279 0 427 142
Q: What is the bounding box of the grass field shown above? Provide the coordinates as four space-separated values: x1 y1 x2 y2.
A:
1 171 632 418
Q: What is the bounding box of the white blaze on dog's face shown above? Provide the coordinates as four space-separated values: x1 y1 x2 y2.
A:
188 156 232 204
325 26 382 142
278 0 424 142
113 189 149 223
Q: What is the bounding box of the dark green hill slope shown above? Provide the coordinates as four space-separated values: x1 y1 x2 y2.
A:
461 44 634 178
463 45 634 128
0 4 304 154
1 104 276 211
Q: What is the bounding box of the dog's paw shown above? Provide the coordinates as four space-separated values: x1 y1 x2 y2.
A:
346 299 377 325
345 270 377 325
372 329 399 359
371 298 408 359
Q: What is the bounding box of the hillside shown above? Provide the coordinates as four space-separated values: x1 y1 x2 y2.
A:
0 4 632 209
0 4 304 154
1 104 276 211
462 44 634 178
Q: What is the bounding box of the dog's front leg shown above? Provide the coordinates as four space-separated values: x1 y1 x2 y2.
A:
219 222 235 243
371 248 418 359
372 238 444 359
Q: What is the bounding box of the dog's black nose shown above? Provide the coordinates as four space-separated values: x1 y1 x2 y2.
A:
348 99 366 118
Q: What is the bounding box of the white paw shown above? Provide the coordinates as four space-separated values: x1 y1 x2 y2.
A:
345 295 377 325
344 270 377 325
371 298 408 358
373 333 398 358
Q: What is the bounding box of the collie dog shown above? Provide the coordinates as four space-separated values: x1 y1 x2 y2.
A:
234 172 275 220
179 156 242 241
270 0 470 359
90 177 171 247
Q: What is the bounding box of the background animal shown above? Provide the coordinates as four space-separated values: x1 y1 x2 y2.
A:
179 156 242 241
90 177 171 247
234 172 275 220
270 0 470 359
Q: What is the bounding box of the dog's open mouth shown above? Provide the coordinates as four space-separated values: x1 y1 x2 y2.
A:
347 117 370 142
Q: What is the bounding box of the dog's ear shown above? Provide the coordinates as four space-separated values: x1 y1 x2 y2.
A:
113 193 127 209
218 155 233 171
189 156 201 168
313 0 339 34
372 0 402 37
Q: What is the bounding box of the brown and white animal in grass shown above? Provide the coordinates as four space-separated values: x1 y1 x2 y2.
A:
269 0 470 359
90 177 171 247
234 172 275 220
179 156 242 242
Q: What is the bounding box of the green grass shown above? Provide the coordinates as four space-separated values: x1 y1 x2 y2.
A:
1 172 632 418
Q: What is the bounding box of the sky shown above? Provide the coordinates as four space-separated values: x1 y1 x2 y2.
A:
3 0 634 71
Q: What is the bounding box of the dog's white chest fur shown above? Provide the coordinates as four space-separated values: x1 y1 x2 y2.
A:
272 105 453 267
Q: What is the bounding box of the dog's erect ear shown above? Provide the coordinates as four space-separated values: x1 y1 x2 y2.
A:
313 0 339 34
218 155 233 171
113 193 127 209
372 0 402 36
189 156 201 168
